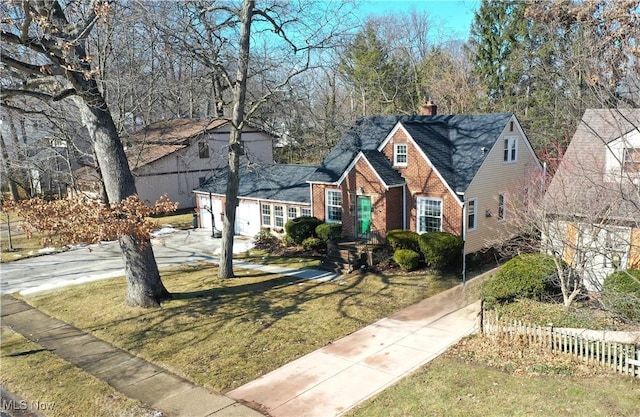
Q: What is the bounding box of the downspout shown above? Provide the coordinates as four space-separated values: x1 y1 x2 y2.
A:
462 197 467 285
402 183 407 229
309 183 314 217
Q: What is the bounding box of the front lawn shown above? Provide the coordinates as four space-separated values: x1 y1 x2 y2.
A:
0 328 157 417
22 263 459 393
347 335 639 417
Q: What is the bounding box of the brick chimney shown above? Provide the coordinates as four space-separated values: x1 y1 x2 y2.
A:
420 100 437 116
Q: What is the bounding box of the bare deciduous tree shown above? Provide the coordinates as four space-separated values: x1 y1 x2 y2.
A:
1 0 170 307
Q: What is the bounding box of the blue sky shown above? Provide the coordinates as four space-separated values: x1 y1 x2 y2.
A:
360 0 479 40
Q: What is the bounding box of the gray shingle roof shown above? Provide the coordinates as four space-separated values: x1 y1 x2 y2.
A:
544 108 640 222
309 113 513 193
195 163 317 204
360 150 405 187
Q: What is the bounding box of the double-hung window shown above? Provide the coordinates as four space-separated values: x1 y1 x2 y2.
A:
301 207 312 217
326 189 342 223
274 205 284 228
417 197 442 233
199 142 210 159
503 137 517 163
467 199 477 231
261 204 272 226
287 207 298 220
394 143 408 166
623 148 640 173
497 193 506 221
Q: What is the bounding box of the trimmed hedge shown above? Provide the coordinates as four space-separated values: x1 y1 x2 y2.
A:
386 229 420 253
315 222 342 242
285 216 322 244
602 269 640 322
481 253 560 306
302 237 326 252
418 232 463 270
393 249 420 272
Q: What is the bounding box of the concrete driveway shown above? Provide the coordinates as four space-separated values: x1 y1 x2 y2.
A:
0 228 253 295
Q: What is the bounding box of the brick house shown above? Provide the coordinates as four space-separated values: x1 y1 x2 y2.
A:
308 102 542 255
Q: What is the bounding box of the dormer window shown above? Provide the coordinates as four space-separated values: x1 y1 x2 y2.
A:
394 143 408 166
503 137 517 163
199 142 209 159
623 148 640 173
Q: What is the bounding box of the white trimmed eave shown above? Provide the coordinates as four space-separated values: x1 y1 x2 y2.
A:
193 190 310 206
512 114 543 170
398 127 463 207
335 151 398 191
377 122 408 152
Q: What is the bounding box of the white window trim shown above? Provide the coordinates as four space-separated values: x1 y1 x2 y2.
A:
261 204 272 227
467 198 478 231
301 207 312 217
393 143 408 167
326 189 342 223
416 197 443 233
503 137 518 163
274 205 284 228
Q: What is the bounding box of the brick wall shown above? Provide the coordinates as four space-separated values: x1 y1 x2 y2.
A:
381 128 463 236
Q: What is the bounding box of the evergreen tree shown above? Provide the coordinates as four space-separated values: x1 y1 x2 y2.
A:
468 0 528 108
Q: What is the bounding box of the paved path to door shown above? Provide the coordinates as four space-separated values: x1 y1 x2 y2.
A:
228 282 483 417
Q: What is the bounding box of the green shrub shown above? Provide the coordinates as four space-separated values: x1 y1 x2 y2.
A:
386 229 420 253
253 229 279 249
315 222 342 242
302 237 325 252
418 232 463 270
393 249 420 272
285 216 322 244
602 269 640 322
481 253 560 306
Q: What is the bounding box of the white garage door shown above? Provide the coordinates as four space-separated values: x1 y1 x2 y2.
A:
198 195 222 231
235 201 260 237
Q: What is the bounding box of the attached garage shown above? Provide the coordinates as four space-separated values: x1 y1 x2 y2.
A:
193 163 318 237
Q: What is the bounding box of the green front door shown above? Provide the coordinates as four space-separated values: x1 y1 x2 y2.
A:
356 196 372 238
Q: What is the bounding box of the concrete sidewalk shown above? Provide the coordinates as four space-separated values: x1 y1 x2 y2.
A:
2 263 488 417
0 295 263 417
228 282 483 417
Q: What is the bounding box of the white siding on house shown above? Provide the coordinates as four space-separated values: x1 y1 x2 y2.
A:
463 117 542 254
543 221 632 291
133 129 274 209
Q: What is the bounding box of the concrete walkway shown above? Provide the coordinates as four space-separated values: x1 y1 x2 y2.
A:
228 282 483 417
0 295 263 417
2 266 487 417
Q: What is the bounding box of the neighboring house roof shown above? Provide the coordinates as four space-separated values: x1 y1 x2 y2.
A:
544 108 640 223
123 118 230 170
309 113 513 194
128 118 230 145
195 163 318 204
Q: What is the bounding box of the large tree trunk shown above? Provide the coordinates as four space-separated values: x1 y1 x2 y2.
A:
73 96 170 306
0 132 20 201
219 0 254 279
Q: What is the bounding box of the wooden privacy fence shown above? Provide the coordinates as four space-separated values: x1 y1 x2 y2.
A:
482 309 639 378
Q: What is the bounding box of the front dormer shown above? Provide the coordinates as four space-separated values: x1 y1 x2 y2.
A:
605 129 640 183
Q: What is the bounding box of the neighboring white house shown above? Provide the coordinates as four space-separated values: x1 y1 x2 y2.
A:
117 118 274 209
543 109 640 290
